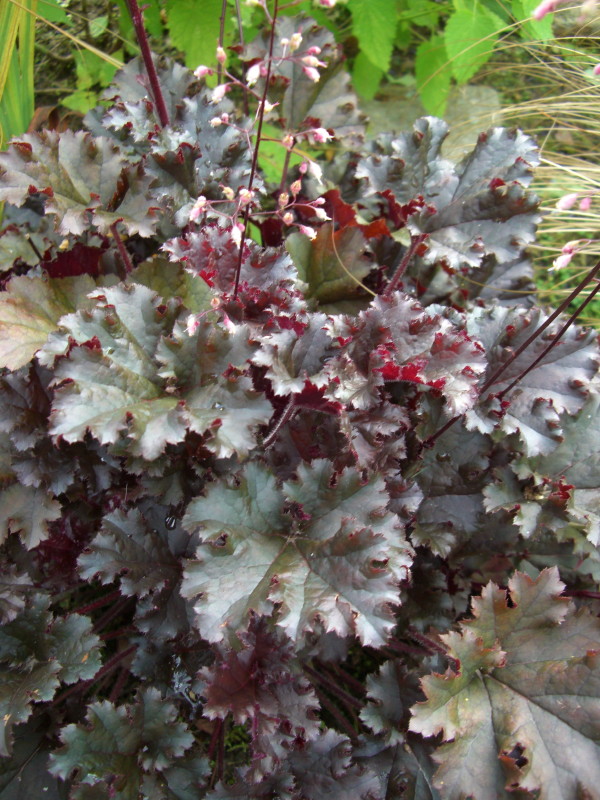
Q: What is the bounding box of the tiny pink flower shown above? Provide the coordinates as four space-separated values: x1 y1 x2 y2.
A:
555 192 579 210
302 55 326 68
579 196 593 211
231 222 245 247
216 46 227 65
239 188 255 206
289 32 303 52
221 185 235 201
532 0 559 19
298 225 317 239
307 161 323 181
317 0 337 6
282 211 294 225
552 252 574 270
303 66 321 83
211 84 229 103
190 195 208 221
594 63 600 76
194 65 214 78
562 241 580 254
278 192 289 208
306 46 322 56
290 179 302 197
312 127 332 143
187 314 200 336
246 63 261 86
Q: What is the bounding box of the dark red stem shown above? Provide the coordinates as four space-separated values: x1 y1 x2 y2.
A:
263 396 297 448
312 685 359 742
125 0 170 127
74 589 122 615
424 256 600 448
384 233 429 296
217 0 227 84
496 278 600 401
233 0 279 297
111 222 134 275
324 662 367 696
52 644 137 706
387 636 431 657
304 663 364 710
563 589 600 599
92 596 132 634
108 664 131 704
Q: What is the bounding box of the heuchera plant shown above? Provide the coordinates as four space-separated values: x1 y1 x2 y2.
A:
1 2 600 798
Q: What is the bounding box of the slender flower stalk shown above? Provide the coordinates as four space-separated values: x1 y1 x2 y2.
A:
384 234 429 296
124 0 170 128
233 0 280 298
425 256 600 448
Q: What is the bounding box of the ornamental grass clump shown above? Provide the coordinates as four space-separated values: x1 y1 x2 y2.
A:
0 1 600 798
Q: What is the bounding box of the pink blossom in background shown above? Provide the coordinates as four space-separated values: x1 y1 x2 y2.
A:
532 0 562 19
555 193 579 210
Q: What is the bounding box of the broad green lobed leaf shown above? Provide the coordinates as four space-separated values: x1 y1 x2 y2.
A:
410 569 600 799
181 459 413 647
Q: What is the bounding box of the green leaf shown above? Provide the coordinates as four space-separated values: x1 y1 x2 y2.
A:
0 483 61 549
348 0 396 73
443 9 504 85
415 36 451 116
36 0 70 24
0 274 96 371
181 460 413 646
286 224 372 305
166 0 223 70
512 0 554 41
352 51 384 101
257 123 303 185
410 568 600 799
49 690 195 798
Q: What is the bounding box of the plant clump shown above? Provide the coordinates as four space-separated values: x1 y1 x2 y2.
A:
0 7 600 800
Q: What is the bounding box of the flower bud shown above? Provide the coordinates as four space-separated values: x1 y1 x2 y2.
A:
302 66 321 83
290 180 302 197
190 195 208 221
312 127 332 143
239 188 255 206
298 225 316 239
216 46 227 65
211 84 228 103
289 32 303 52
555 193 578 210
246 63 261 86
